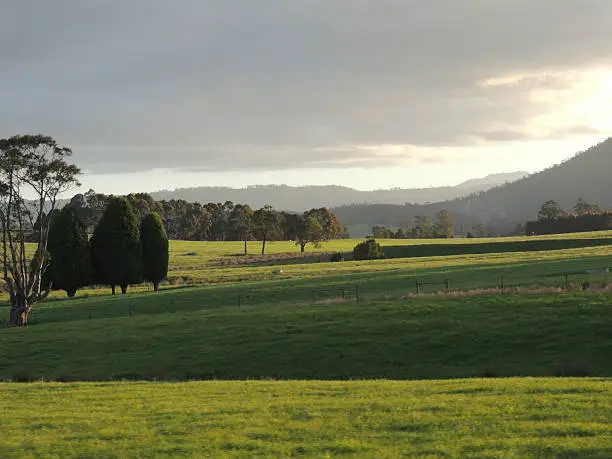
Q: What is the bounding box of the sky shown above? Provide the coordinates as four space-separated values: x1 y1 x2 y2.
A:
1 0 612 194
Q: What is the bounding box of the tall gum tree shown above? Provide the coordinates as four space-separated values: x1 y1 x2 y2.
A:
253 206 283 255
0 135 80 326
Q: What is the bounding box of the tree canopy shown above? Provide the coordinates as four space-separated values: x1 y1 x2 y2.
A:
537 200 565 221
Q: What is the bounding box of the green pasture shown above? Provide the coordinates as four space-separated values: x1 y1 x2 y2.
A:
4 231 612 302
169 230 612 269
2 292 611 381
2 231 612 314
1 378 611 458
44 232 612 301
167 244 612 291
130 230 612 288
1 232 611 458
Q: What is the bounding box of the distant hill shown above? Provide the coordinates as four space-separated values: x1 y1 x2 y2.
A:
335 138 612 236
455 171 529 191
149 171 528 211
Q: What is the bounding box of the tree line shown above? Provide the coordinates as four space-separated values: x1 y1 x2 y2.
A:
526 198 612 235
370 210 455 239
64 191 347 254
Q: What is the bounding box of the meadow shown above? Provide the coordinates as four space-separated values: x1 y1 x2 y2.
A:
5 230 609 303
156 231 612 288
1 292 611 381
1 379 611 458
1 231 612 457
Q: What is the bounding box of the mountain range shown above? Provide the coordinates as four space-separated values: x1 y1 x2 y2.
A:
334 138 612 236
150 171 528 211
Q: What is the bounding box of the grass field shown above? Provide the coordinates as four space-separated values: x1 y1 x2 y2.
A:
1 379 611 458
2 231 612 457
2 292 611 381
143 231 612 289
4 231 612 301
24 242 611 306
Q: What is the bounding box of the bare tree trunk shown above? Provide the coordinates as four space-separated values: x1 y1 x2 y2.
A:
261 238 266 255
300 242 306 253
244 238 248 256
153 281 159 292
111 285 116 295
120 284 128 295
9 292 30 326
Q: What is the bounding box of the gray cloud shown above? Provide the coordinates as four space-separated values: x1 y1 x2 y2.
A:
1 0 612 173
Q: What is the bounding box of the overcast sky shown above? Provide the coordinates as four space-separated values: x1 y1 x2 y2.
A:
2 0 611 193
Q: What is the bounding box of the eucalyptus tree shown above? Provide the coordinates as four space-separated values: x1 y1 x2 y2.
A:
0 135 80 326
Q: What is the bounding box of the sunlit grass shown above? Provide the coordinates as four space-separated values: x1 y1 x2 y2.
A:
6 231 611 301
0 379 610 458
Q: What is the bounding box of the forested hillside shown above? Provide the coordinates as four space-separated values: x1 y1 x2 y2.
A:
337 138 612 235
149 172 527 211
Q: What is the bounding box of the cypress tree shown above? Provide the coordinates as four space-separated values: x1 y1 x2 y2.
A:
46 207 92 297
140 212 169 292
90 197 141 294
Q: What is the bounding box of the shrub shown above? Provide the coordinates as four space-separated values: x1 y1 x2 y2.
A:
330 253 344 262
353 237 384 261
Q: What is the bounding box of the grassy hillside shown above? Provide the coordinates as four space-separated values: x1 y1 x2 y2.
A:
2 292 611 381
2 232 611 458
3 232 612 305
1 379 610 458
157 231 612 287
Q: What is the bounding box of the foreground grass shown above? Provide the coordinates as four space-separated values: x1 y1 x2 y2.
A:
1 379 610 458
2 292 611 381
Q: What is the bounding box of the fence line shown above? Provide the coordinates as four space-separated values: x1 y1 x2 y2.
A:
3 266 611 327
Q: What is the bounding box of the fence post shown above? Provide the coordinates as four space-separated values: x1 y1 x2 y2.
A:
355 284 360 302
416 281 421 294
500 275 505 295
445 280 449 291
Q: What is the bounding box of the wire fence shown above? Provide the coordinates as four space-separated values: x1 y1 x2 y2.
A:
2 266 611 327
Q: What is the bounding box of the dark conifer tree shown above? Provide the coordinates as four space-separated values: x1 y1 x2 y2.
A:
47 207 91 297
140 212 169 291
90 197 141 294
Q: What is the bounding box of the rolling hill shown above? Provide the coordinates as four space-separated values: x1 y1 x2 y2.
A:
336 138 612 236
149 172 528 211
